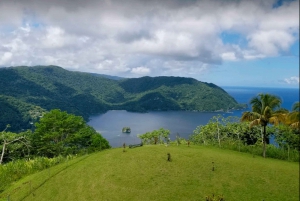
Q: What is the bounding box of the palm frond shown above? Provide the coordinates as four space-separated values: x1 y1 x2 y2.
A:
250 96 262 113
242 93 285 127
250 119 261 128
287 111 300 124
259 93 282 110
263 106 272 119
268 95 282 110
292 102 300 111
290 122 299 130
241 112 260 122
269 116 280 126
274 108 289 114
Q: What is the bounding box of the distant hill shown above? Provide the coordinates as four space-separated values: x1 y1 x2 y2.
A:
0 66 245 131
90 73 125 80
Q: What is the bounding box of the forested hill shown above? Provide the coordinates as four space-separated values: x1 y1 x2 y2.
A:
0 66 245 131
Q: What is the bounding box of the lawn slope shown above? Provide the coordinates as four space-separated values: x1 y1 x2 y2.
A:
1 145 299 201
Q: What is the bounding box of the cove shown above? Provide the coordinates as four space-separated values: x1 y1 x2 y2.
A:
88 109 246 147
88 86 299 147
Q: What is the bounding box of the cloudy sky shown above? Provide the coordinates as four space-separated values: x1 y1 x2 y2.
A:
0 0 299 88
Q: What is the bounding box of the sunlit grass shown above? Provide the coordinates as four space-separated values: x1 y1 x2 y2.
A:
1 145 298 201
0 155 79 193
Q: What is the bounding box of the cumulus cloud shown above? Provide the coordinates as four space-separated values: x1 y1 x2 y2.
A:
0 0 298 79
283 76 300 84
0 52 12 65
131 66 151 75
248 30 295 56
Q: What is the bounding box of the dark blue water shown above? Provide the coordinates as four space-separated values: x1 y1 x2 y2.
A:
223 86 299 111
88 87 299 147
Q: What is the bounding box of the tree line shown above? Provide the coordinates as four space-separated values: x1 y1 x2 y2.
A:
191 94 299 161
0 109 110 164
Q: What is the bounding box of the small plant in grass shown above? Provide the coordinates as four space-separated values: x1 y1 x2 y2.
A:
123 143 126 152
167 153 171 161
205 194 224 201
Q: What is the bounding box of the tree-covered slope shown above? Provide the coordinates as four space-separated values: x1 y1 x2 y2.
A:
118 76 241 112
0 66 115 122
0 66 244 131
0 95 46 131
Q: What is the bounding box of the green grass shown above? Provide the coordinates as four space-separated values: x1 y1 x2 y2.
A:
1 145 299 201
0 155 78 192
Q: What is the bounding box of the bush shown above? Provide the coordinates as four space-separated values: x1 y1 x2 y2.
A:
192 139 299 162
0 155 76 192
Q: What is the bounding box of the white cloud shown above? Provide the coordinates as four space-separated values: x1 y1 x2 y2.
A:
248 30 295 56
0 0 298 79
284 76 300 84
42 27 67 49
221 52 237 61
131 66 151 75
0 52 12 65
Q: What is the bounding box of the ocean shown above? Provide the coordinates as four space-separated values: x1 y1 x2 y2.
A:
223 86 299 111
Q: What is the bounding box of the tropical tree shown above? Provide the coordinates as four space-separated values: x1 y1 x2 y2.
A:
271 102 300 158
191 115 225 146
31 109 110 157
0 125 30 164
273 124 299 152
241 93 285 158
137 128 170 145
191 115 260 147
159 128 171 144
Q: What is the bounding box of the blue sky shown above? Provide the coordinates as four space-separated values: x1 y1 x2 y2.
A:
202 46 299 88
0 0 299 88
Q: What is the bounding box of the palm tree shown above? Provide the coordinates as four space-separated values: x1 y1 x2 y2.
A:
275 102 300 129
241 93 285 158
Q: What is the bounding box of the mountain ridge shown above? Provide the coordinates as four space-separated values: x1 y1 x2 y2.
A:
0 65 245 131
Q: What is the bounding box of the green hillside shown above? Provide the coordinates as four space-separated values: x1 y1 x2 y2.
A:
0 66 245 131
1 145 298 201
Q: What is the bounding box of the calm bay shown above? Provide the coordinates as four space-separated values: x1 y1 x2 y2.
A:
88 86 299 147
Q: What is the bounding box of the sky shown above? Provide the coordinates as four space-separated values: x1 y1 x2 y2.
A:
0 0 299 88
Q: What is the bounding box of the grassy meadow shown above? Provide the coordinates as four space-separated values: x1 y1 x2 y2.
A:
1 145 299 201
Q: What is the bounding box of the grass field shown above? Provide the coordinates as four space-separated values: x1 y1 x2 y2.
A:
1 145 299 201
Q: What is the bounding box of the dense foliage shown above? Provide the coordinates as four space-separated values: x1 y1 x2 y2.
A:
191 115 261 147
0 95 46 132
0 65 244 131
0 109 110 164
191 99 300 161
0 129 31 164
137 128 171 144
31 109 110 157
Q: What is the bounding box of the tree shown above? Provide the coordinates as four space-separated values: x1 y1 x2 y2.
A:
241 93 285 158
31 109 110 157
0 125 30 164
137 128 170 145
191 115 229 146
271 102 300 158
273 124 299 151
